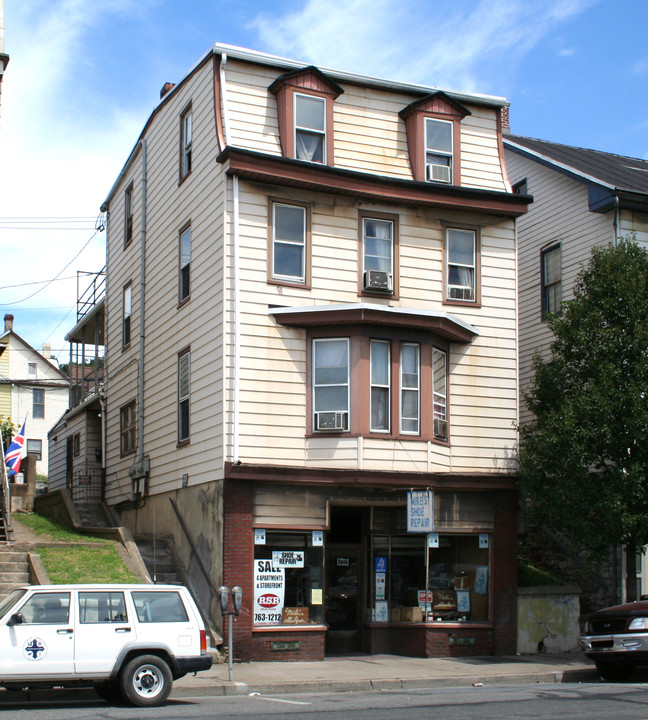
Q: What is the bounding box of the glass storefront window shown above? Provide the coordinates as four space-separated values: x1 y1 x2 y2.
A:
370 534 490 623
253 531 324 626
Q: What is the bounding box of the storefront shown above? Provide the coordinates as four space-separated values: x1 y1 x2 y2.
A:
223 466 517 661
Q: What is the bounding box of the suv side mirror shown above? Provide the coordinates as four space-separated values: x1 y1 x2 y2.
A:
7 613 24 627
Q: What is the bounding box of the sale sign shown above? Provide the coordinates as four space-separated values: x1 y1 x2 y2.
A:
253 559 285 625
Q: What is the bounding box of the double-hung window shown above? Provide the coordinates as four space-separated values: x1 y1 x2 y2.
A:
541 244 561 318
179 225 191 302
370 340 390 432
33 389 44 419
178 349 190 443
122 283 132 348
180 106 192 179
312 338 349 431
400 343 420 434
425 118 453 184
446 227 477 302
295 93 325 163
272 202 307 283
362 217 394 294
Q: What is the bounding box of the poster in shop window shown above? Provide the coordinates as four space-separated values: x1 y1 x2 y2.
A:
253 559 285 625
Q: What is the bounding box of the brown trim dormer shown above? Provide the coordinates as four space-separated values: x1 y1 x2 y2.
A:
269 66 344 165
399 92 471 185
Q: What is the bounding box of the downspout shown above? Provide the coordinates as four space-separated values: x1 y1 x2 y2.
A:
232 175 240 464
138 139 147 466
614 194 620 246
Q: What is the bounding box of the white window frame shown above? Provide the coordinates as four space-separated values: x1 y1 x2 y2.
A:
180 225 191 302
312 338 350 430
432 348 447 422
446 228 476 302
399 343 420 435
370 339 390 433
272 202 306 283
180 107 192 179
178 350 190 443
294 93 326 164
541 243 561 319
425 117 453 183
122 284 132 348
33 388 45 419
26 438 42 461
362 218 393 277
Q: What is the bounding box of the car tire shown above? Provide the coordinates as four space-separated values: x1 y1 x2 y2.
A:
119 655 173 707
595 661 635 682
94 682 124 703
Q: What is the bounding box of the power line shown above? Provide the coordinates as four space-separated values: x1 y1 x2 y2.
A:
1 215 105 305
0 276 77 291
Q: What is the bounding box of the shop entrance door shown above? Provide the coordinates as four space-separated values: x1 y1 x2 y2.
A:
326 545 363 654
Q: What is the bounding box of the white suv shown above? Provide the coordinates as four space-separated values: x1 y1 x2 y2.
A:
0 584 213 706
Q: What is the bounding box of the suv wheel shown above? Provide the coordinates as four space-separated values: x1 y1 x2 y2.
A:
595 660 635 682
120 655 173 707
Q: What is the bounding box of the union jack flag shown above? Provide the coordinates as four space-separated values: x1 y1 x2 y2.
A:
5 420 27 476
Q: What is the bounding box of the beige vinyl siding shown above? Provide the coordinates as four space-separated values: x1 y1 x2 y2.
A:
224 62 506 191
105 61 226 504
505 149 615 424
620 210 648 247
231 179 518 475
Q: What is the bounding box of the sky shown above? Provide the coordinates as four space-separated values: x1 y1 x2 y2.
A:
1 0 648 362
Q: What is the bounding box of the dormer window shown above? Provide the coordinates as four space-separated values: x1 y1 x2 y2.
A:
400 92 470 184
425 118 453 184
295 93 326 163
269 66 343 166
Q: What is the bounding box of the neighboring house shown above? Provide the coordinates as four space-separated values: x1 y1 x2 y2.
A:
48 271 105 503
504 133 648 605
0 314 69 476
98 43 529 661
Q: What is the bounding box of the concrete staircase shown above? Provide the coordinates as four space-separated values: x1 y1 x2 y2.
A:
75 502 112 529
135 536 180 585
0 546 30 600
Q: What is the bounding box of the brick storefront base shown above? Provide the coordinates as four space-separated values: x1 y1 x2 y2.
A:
251 627 327 661
366 623 495 657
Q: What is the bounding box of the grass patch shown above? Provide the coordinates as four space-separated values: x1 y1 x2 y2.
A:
38 545 141 584
13 512 142 585
14 513 105 543
518 557 562 587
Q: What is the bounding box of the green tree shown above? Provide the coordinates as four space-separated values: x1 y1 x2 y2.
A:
518 238 648 601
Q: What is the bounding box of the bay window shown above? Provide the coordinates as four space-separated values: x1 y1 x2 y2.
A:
432 348 447 440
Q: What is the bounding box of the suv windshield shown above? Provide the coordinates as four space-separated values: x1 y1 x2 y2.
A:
0 589 27 620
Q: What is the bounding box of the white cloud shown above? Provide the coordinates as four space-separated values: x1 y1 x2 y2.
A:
251 0 595 93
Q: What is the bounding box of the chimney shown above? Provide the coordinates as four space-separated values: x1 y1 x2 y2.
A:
42 343 51 359
501 106 510 133
160 82 175 99
4 314 13 332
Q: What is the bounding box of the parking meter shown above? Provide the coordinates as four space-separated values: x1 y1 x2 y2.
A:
232 586 242 616
218 586 230 615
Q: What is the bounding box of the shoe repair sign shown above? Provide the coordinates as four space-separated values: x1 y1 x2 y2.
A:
253 560 285 625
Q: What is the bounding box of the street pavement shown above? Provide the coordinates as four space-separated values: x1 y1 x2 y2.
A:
171 651 600 698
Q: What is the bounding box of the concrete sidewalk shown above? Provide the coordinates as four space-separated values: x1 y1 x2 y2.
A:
172 652 600 698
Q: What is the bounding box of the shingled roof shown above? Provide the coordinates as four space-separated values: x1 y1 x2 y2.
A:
504 134 648 195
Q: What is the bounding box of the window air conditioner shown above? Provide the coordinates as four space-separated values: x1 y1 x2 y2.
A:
315 411 348 431
433 418 448 440
363 269 393 292
427 163 451 184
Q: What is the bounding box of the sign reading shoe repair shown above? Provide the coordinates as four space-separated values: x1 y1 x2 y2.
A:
272 550 305 568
